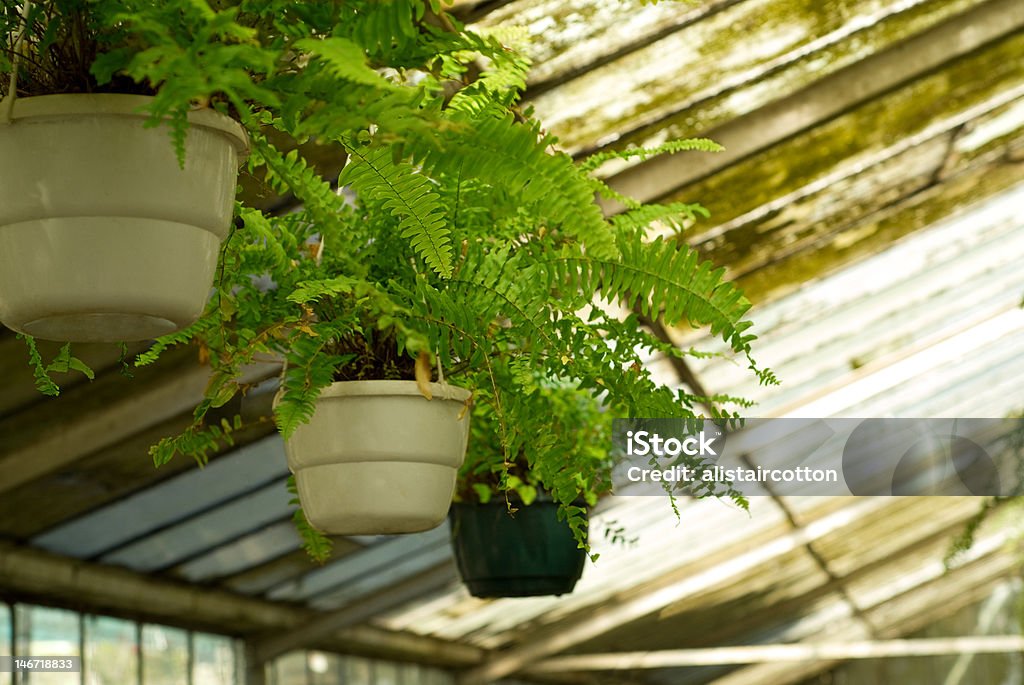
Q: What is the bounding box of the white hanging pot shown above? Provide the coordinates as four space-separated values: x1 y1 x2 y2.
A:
282 380 472 535
0 94 248 342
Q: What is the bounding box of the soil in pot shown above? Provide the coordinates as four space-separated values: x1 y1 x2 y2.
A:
449 500 587 598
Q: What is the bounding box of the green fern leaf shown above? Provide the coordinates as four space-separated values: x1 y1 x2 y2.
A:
579 138 724 174
294 37 396 90
288 276 360 304
275 340 344 439
340 145 454 278
45 343 95 380
149 420 238 468
611 201 710 234
17 336 96 396
239 207 292 270
137 316 216 366
552 234 757 356
288 476 333 563
341 0 420 59
19 334 60 397
412 114 618 259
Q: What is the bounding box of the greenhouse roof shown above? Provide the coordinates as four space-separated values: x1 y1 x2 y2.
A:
1 0 1023 683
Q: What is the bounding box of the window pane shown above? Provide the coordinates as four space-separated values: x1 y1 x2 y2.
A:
272 652 306 685
84 615 137 685
341 656 372 685
0 604 10 685
419 666 454 685
373 661 399 685
15 605 80 685
192 633 235 685
140 625 187 685
306 651 340 685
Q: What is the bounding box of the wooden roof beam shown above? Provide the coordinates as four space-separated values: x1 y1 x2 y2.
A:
0 540 483 669
600 0 1024 210
248 563 458 665
455 498 899 685
529 635 1024 671
0 350 279 498
703 541 1017 685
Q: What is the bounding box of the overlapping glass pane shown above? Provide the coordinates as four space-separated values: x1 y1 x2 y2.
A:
192 633 236 685
140 625 187 685
18 605 80 685
342 655 373 685
271 652 306 685
0 604 10 685
84 615 137 685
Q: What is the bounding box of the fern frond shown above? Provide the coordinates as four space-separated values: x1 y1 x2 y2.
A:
136 316 217 366
288 276 360 304
752 363 779 386
288 476 333 563
239 206 292 271
149 417 239 468
275 337 347 439
586 175 644 210
412 114 618 259
19 334 60 397
405 280 491 370
340 0 421 60
550 234 757 356
446 31 531 115
445 245 562 360
339 145 453 278
17 335 95 396
579 138 724 174
168 105 190 169
293 37 396 90
250 133 344 224
611 201 710 234
45 343 96 380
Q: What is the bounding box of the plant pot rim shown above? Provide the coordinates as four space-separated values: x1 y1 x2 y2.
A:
8 93 249 159
318 379 471 402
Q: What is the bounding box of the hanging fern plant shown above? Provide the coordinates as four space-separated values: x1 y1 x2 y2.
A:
6 0 776 560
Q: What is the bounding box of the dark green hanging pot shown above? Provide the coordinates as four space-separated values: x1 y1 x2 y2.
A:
449 500 587 598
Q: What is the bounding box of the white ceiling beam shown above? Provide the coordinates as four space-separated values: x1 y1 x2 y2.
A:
530 635 1024 671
